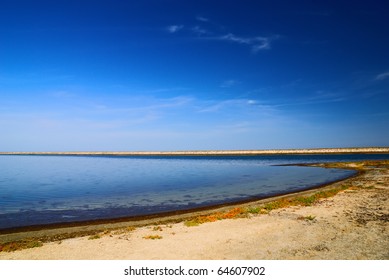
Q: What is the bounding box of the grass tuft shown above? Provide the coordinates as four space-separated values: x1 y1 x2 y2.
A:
0 240 43 252
88 234 101 240
143 235 163 240
152 226 163 231
305 215 316 221
184 207 246 227
246 207 261 214
184 220 201 227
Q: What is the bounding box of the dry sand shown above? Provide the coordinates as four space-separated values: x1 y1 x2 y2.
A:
2 147 389 156
1 161 388 260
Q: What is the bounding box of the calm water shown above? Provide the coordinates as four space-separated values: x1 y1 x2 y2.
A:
1 154 389 229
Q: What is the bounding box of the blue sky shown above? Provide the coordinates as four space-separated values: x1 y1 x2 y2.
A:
1 0 389 151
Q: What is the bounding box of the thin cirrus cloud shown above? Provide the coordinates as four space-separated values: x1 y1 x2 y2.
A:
191 25 210 36
196 98 276 115
166 25 184 33
196 16 209 22
166 17 277 53
375 71 389 81
218 33 273 52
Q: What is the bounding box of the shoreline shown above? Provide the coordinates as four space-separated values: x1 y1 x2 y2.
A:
1 160 388 259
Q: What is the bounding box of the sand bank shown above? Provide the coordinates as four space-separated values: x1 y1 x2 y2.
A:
0 161 388 260
1 147 389 156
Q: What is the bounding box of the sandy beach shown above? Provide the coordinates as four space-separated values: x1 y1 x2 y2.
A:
0 160 388 260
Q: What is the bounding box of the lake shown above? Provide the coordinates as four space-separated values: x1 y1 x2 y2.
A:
1 154 388 230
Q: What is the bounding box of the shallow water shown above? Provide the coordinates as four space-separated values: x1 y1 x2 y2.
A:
0 154 388 229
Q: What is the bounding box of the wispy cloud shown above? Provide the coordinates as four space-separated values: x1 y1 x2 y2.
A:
375 71 389 80
304 90 347 103
196 98 276 114
0 92 303 151
271 92 346 108
191 26 210 36
166 17 278 53
219 33 273 52
166 25 184 33
196 16 209 22
87 95 194 117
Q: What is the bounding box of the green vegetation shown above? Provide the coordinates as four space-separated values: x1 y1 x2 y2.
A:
0 240 43 252
184 220 202 227
262 185 350 211
152 226 163 231
304 215 316 221
88 234 101 240
183 184 357 227
143 235 163 240
184 207 247 227
246 207 261 214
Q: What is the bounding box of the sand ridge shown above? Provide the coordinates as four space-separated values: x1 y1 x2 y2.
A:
1 147 389 156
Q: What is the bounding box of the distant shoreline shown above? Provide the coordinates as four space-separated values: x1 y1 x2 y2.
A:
1 147 389 156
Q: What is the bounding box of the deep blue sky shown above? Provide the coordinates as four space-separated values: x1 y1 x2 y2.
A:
1 0 389 151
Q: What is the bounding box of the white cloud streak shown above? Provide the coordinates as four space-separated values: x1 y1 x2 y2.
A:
196 98 277 115
376 72 389 80
166 17 277 53
196 16 209 22
219 33 272 52
167 25 184 33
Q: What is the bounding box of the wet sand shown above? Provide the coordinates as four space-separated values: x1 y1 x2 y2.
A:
0 160 388 260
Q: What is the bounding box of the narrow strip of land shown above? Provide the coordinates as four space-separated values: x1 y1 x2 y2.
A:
1 147 389 156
